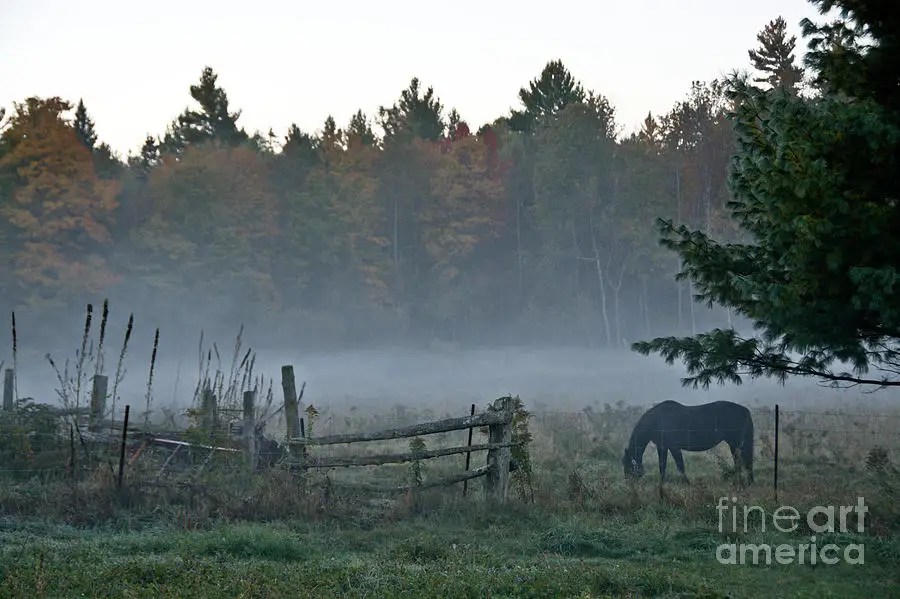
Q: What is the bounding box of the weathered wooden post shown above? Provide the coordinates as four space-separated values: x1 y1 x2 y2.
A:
463 403 476 497
3 368 16 412
201 384 218 438
243 389 256 472
281 365 301 442
117 405 130 489
89 375 109 433
2 368 13 412
484 396 514 503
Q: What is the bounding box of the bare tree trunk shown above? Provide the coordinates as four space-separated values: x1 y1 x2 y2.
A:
606 257 628 349
515 191 524 305
703 157 714 333
393 197 400 274
571 222 581 297
689 280 697 335
589 225 612 348
675 153 683 333
642 277 651 337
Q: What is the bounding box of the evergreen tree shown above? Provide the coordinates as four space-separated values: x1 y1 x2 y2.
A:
377 77 445 143
801 0 900 112
748 17 805 92
127 135 160 180
633 0 900 389
73 98 98 149
346 110 377 148
161 66 249 154
509 60 586 133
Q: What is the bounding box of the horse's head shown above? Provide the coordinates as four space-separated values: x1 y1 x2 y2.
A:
622 449 644 480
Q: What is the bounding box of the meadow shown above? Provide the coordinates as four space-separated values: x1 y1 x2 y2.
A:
0 306 899 597
2 393 899 598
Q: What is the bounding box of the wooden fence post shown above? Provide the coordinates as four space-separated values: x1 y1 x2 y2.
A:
463 403 476 497
243 389 256 472
281 365 300 442
200 383 219 445
89 375 108 433
118 405 130 489
774 404 780 502
2 368 14 412
484 396 514 503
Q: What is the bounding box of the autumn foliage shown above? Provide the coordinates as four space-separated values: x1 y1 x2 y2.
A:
0 98 120 308
0 60 753 346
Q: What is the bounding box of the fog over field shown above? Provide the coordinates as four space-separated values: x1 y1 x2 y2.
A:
12 315 899 420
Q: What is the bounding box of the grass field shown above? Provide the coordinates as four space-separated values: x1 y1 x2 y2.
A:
2 399 900 598
1 498 897 599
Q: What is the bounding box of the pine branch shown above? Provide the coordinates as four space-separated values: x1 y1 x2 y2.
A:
632 329 900 390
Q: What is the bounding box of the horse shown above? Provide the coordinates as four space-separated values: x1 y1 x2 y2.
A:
621 400 754 485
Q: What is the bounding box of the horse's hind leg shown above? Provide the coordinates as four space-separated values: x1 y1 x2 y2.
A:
742 442 754 486
671 448 689 484
728 443 751 486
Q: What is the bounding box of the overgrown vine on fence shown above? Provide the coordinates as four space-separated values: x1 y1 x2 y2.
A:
509 396 535 503
305 405 320 437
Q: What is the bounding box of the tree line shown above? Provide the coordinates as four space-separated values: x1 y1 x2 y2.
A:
0 17 808 349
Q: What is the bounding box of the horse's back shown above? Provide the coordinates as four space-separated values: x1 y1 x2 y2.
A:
643 399 752 430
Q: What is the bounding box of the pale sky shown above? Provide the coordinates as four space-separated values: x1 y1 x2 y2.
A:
1 0 819 159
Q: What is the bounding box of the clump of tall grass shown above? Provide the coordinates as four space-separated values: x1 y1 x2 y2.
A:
44 301 139 433
108 313 133 438
186 326 279 445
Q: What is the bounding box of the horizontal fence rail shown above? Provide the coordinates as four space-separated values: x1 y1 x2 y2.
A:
299 441 521 469
288 395 518 502
289 410 513 446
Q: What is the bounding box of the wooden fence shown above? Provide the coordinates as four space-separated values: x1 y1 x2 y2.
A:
286 395 519 502
1 363 521 502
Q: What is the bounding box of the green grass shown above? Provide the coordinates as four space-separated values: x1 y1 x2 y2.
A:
2 401 900 597
1 504 898 598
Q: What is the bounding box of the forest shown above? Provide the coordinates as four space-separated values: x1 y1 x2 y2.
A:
0 17 821 351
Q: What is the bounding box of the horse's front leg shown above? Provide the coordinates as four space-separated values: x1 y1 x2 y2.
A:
670 448 690 484
657 444 668 482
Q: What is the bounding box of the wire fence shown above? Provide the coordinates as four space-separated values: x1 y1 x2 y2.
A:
2 399 900 490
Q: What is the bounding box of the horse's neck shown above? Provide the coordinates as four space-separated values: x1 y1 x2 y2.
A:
627 427 651 457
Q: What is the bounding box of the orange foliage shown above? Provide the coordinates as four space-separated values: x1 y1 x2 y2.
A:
0 97 120 307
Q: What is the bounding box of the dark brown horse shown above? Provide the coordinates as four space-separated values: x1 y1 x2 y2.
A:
622 400 754 484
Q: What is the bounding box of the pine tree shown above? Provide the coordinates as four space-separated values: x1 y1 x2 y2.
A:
748 17 805 92
161 66 249 154
509 60 586 133
377 77 445 143
346 110 377 149
633 0 900 390
801 0 900 112
73 99 98 149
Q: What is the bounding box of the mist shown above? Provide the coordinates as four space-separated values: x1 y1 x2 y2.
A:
10 296 898 423
2 59 896 426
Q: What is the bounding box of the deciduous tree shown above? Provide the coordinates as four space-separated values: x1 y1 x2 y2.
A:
0 97 120 308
